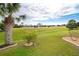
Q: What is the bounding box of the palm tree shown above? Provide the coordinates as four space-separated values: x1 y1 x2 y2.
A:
0 3 26 45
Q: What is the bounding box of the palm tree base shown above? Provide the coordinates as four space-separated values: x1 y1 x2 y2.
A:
5 42 15 46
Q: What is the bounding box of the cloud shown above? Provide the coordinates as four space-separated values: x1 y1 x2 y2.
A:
14 0 79 25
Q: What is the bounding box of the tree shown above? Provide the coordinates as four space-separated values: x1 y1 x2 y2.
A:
0 3 26 45
66 19 77 30
0 20 5 31
66 19 77 40
37 23 42 27
77 22 79 27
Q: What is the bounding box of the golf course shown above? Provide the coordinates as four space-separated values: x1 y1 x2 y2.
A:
0 3 79 56
0 26 79 56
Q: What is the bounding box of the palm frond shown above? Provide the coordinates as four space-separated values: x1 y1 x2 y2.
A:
0 3 26 23
14 15 26 22
6 3 20 14
20 15 26 20
0 3 5 16
15 17 21 22
0 3 21 16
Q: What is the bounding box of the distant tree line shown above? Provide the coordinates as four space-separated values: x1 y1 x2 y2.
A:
0 19 79 32
14 24 23 28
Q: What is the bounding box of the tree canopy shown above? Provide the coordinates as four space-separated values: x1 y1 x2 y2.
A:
66 19 77 30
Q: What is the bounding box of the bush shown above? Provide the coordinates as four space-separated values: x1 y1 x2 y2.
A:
24 32 37 43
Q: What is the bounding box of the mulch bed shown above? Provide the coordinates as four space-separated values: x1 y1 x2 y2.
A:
24 42 34 47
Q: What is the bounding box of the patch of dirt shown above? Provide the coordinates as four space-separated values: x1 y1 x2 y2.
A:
63 37 79 47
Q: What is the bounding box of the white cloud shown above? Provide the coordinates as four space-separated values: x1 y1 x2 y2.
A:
14 0 79 25
21 3 79 20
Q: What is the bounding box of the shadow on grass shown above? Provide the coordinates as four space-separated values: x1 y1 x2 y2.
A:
0 44 15 49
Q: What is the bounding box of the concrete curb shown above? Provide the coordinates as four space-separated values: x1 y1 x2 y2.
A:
0 43 17 51
63 37 79 47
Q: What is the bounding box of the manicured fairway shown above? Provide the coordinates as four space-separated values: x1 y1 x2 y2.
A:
0 27 79 56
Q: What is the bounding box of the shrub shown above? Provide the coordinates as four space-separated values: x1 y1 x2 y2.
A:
24 32 37 43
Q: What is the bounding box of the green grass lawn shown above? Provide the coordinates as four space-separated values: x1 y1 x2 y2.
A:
0 27 79 56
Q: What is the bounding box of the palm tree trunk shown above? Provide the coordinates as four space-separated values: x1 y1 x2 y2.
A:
4 15 14 45
5 23 13 45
